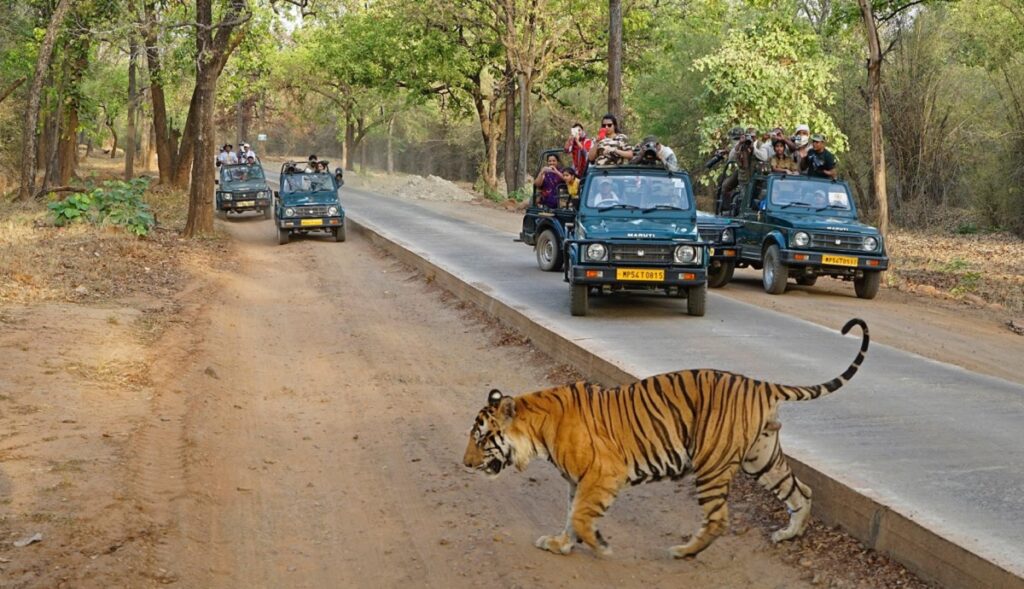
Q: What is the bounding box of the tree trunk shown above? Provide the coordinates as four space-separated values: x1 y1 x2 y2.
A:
344 114 355 171
503 67 517 195
386 114 395 174
43 103 62 190
108 120 119 159
170 90 201 187
17 0 73 200
58 106 78 185
518 72 530 191
144 0 174 184
125 37 139 180
607 0 623 118
144 122 155 170
858 0 889 237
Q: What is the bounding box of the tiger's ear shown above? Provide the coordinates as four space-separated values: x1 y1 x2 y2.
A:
487 389 503 407
498 396 516 420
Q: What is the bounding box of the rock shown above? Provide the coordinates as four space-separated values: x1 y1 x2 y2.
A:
73 285 89 295
963 293 986 306
13 532 43 547
1007 319 1024 336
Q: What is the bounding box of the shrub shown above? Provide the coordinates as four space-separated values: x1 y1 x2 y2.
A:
48 178 155 236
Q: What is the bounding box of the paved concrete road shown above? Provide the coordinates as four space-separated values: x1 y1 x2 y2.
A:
325 186 1024 579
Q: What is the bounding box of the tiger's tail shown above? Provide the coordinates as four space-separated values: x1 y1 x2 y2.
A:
774 318 869 402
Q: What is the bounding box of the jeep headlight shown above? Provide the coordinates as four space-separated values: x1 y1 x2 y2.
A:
258 190 268 198
674 245 697 264
863 236 878 252
328 206 339 216
585 243 607 262
793 231 810 247
720 228 734 244
222 192 233 201
284 207 295 217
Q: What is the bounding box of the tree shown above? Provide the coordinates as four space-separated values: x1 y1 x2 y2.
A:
184 0 251 238
17 0 73 200
608 0 622 117
858 0 889 236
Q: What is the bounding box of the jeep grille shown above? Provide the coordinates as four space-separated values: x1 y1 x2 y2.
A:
609 244 673 264
295 205 331 217
809 232 867 252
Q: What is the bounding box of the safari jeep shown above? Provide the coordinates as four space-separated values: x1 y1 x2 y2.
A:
518 149 578 271
697 210 740 288
730 173 888 298
274 162 346 245
563 165 708 317
215 163 272 219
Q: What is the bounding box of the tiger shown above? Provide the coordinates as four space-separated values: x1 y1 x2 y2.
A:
462 318 868 559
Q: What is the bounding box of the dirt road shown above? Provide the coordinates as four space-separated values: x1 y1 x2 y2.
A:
0 214 924 588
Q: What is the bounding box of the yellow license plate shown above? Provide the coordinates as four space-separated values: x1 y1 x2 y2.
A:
300 219 322 227
616 268 665 281
822 254 858 267
237 200 255 207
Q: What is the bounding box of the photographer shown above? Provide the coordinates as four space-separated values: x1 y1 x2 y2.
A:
800 134 838 179
533 153 566 208
565 123 593 177
631 136 678 171
588 114 633 165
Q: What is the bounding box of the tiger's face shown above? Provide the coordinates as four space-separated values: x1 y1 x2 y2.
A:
463 389 517 478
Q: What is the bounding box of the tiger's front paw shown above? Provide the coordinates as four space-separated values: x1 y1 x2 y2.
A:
534 533 574 555
668 540 702 559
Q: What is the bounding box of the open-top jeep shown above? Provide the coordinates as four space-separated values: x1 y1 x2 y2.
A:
215 163 272 219
518 149 578 271
564 164 708 316
728 173 888 298
273 163 346 245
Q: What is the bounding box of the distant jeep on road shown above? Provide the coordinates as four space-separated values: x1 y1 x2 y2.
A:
215 163 272 220
274 163 346 245
563 164 709 316
725 173 888 298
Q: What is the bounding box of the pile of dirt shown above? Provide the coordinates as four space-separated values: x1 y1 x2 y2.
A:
394 174 475 202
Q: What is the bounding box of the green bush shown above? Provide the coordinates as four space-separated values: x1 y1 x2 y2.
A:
48 178 155 236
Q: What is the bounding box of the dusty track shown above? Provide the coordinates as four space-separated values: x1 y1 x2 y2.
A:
145 217 891 588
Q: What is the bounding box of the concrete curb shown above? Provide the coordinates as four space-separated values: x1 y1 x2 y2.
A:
347 215 1023 589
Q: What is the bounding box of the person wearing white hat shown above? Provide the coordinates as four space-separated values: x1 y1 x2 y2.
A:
241 143 257 162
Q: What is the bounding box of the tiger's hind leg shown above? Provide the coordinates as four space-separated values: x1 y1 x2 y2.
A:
535 481 578 555
742 425 813 543
670 461 740 558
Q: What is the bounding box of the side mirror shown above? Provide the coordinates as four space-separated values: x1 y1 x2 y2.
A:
273 190 279 199
758 199 768 211
214 179 219 185
334 168 344 178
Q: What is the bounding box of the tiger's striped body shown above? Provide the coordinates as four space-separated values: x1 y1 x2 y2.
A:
463 318 869 558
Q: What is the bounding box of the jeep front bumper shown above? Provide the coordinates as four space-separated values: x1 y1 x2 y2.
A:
278 216 344 229
220 198 270 211
570 265 706 287
780 249 889 271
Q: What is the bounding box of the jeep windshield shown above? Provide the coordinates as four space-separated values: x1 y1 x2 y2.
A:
584 173 692 213
220 164 265 184
281 172 336 193
769 179 852 214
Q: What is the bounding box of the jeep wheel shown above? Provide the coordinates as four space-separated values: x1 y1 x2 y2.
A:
762 244 789 295
262 207 272 220
855 271 881 299
277 228 290 245
570 283 589 316
796 274 818 286
707 262 735 289
687 283 707 317
334 223 346 242
535 229 563 272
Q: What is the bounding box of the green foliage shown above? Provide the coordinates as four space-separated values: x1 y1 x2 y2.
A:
692 14 848 153
48 178 155 236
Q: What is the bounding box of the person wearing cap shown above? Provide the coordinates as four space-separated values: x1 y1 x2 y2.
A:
770 140 799 175
800 134 837 179
241 143 257 162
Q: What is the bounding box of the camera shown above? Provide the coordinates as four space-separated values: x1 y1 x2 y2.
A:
570 127 579 138
640 140 658 160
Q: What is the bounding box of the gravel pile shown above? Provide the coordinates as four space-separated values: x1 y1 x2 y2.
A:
395 175 475 202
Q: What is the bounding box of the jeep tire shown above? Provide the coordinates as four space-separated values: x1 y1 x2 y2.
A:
687 283 707 316
570 283 588 316
707 261 735 289
334 223 346 242
855 270 881 299
762 244 789 295
535 229 563 272
796 274 818 286
277 227 290 245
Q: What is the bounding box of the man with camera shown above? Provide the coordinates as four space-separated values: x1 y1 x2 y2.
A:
631 136 678 171
800 134 838 179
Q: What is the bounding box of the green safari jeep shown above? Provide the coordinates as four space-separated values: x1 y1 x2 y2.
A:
730 173 888 298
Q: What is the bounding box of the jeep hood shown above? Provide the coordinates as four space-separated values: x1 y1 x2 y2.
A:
279 191 341 206
580 215 699 240
768 213 878 235
696 210 728 226
222 180 268 192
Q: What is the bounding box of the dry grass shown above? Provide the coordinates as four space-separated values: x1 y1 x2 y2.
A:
886 229 1024 313
0 158 227 305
